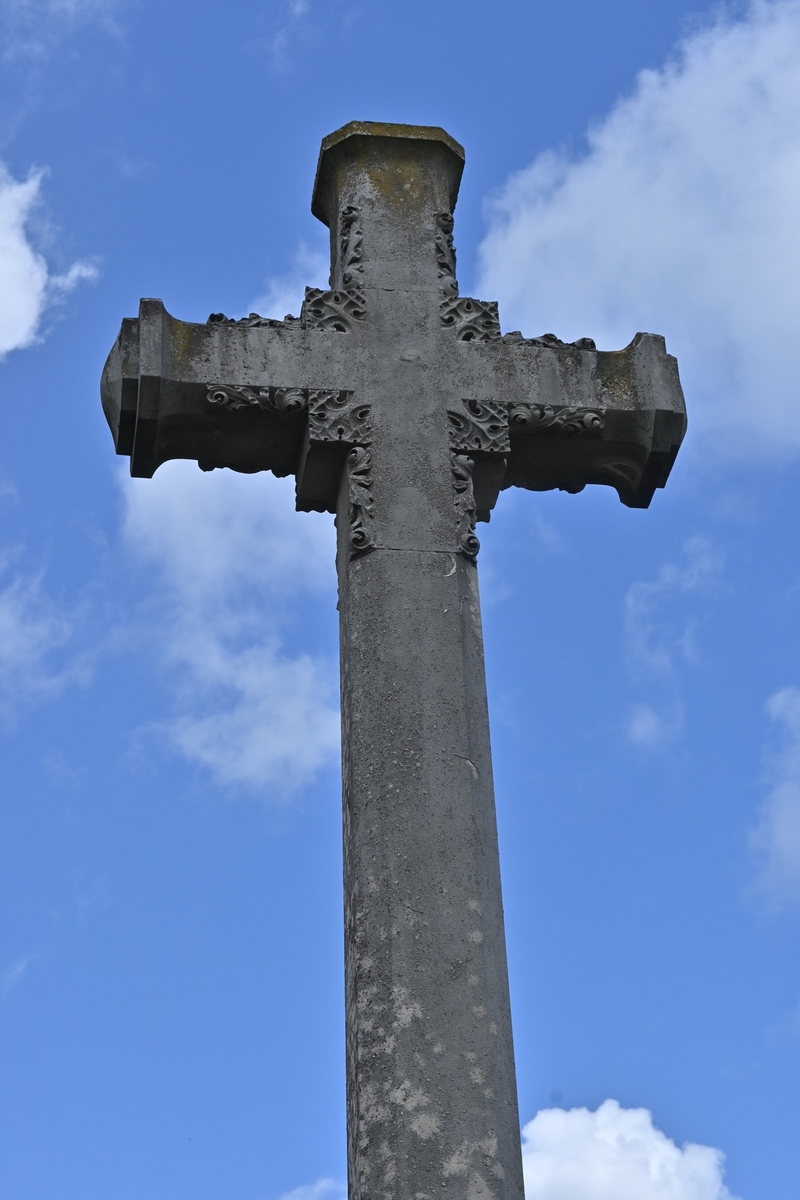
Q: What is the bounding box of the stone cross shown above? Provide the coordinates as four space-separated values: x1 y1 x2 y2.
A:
101 122 686 1200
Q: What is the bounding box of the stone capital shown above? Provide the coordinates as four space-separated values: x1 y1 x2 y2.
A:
311 120 465 227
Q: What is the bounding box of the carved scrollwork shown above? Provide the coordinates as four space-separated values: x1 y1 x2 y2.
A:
447 399 510 455
206 385 309 416
207 312 301 328
301 286 367 332
207 385 262 411
270 388 308 416
434 211 459 298
508 403 605 435
347 445 376 557
502 330 597 350
440 296 501 342
451 452 480 559
340 206 364 291
307 391 372 445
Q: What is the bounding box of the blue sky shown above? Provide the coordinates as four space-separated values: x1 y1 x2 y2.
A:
1 1 800 1198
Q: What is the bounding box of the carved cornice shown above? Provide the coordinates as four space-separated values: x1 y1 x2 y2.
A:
508 403 605 436
447 399 510 455
451 452 480 560
347 445 376 557
307 391 372 445
207 385 309 416
301 287 367 333
434 211 459 298
440 296 501 342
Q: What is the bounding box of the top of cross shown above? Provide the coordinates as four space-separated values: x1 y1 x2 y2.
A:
311 121 465 224
101 121 686 554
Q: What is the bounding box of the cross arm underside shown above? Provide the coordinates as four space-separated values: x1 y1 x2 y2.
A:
453 330 686 516
101 297 361 485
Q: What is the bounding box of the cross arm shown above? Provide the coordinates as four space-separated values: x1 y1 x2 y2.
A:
501 331 685 507
445 319 686 517
101 296 362 482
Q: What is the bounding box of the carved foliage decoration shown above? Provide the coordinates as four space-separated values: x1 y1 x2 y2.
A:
447 399 510 455
347 445 376 557
440 295 501 342
301 287 367 333
207 312 301 328
434 211 459 298
207 385 309 416
339 206 364 292
304 391 374 558
208 211 366 332
502 330 597 350
509 403 605 436
307 392 372 445
451 453 480 560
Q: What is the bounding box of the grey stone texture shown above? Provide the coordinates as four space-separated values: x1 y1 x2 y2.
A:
101 122 687 1200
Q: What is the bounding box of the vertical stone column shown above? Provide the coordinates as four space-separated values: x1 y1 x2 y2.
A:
337 529 525 1200
323 125 526 1200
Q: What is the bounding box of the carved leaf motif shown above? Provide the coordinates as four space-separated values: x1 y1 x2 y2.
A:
340 206 364 291
347 445 376 557
301 287 367 333
508 403 605 436
447 399 510 455
206 385 309 416
440 296 501 342
451 452 480 560
434 211 459 298
207 385 262 411
270 388 308 416
308 392 372 445
502 330 597 350
207 312 301 328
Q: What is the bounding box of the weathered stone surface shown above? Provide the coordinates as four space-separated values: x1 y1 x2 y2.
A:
100 121 687 1200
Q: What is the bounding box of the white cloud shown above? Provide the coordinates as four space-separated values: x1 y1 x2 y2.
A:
1 0 118 58
625 538 720 678
121 462 340 792
273 1179 344 1200
479 0 800 460
623 538 721 748
1 952 37 998
0 162 96 358
0 563 75 720
522 1100 739 1200
249 241 328 323
750 685 800 906
626 701 681 751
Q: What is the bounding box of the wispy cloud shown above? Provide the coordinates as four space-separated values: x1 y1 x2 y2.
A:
1 951 39 999
266 0 314 73
0 162 96 358
0 0 119 59
249 241 328 322
623 537 721 749
121 462 340 793
0 559 80 722
272 1179 345 1200
261 0 359 74
479 0 800 461
750 685 800 908
522 1099 739 1200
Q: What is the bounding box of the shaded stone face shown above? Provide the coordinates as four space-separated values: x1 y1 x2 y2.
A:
100 121 686 1200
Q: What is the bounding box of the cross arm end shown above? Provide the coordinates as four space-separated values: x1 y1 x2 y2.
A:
100 298 350 482
497 331 687 509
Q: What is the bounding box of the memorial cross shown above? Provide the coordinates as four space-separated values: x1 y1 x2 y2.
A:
101 122 686 1200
